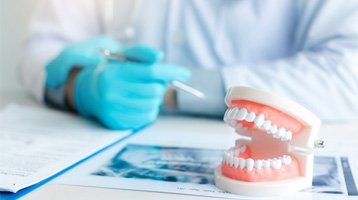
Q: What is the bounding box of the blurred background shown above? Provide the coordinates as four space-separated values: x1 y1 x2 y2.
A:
0 0 40 92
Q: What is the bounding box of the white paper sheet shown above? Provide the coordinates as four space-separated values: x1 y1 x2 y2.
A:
0 104 130 193
53 116 358 199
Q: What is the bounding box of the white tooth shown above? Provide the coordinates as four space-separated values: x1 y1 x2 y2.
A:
279 156 285 165
229 155 234 167
230 107 240 119
223 108 231 122
263 160 270 169
272 159 282 169
281 131 292 141
246 158 254 171
234 157 240 168
236 123 243 130
235 140 246 148
273 127 284 138
272 132 280 138
237 148 242 154
245 112 256 122
224 154 229 165
287 156 292 164
236 108 248 120
227 153 233 165
269 125 278 134
269 158 275 167
254 114 265 127
268 159 273 164
239 158 246 169
282 155 292 165
255 160 263 170
262 120 272 131
228 120 236 128
235 123 245 132
277 127 286 138
281 133 287 142
281 134 288 141
226 107 234 118
286 131 292 141
236 124 248 134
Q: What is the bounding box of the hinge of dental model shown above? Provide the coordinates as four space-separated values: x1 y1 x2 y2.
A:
292 139 325 154
314 139 325 148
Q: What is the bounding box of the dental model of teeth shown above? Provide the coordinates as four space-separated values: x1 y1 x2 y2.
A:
215 86 321 196
224 107 293 141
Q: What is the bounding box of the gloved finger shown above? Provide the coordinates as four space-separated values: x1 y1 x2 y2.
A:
108 80 167 98
150 63 191 82
104 62 191 83
122 44 164 64
61 35 121 67
60 52 103 68
67 35 121 56
99 109 159 130
104 93 163 112
45 54 102 88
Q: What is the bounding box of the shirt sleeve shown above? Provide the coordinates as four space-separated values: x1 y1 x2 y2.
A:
175 68 227 118
19 0 104 102
221 0 358 122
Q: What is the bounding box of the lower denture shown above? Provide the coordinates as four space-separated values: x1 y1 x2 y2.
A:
221 158 300 182
222 145 300 182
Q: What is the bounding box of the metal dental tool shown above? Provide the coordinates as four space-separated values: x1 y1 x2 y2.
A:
98 48 206 99
290 139 325 154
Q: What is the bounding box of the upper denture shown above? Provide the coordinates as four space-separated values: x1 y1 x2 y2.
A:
230 100 303 137
223 100 303 141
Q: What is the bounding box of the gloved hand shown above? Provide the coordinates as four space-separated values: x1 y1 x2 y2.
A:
74 45 190 130
45 36 190 130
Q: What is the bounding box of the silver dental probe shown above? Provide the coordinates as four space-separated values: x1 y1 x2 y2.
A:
98 48 206 99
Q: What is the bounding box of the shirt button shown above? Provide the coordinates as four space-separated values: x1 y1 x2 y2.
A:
124 26 136 38
172 30 185 45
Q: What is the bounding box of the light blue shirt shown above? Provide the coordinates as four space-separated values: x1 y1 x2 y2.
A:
22 0 358 122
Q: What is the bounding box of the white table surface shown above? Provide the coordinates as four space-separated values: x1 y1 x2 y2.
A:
1 91 357 200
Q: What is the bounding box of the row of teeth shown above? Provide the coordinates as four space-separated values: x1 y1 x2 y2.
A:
223 149 292 171
224 107 293 141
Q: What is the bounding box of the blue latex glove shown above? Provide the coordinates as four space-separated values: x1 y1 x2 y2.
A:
74 45 190 130
46 36 190 130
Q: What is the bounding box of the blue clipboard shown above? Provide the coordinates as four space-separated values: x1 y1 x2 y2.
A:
0 126 147 200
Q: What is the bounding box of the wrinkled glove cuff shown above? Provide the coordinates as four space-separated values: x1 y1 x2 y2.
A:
73 69 94 117
44 85 69 110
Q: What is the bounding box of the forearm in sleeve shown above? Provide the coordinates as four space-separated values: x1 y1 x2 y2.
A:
221 0 358 122
221 49 358 122
20 0 103 102
174 68 227 118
